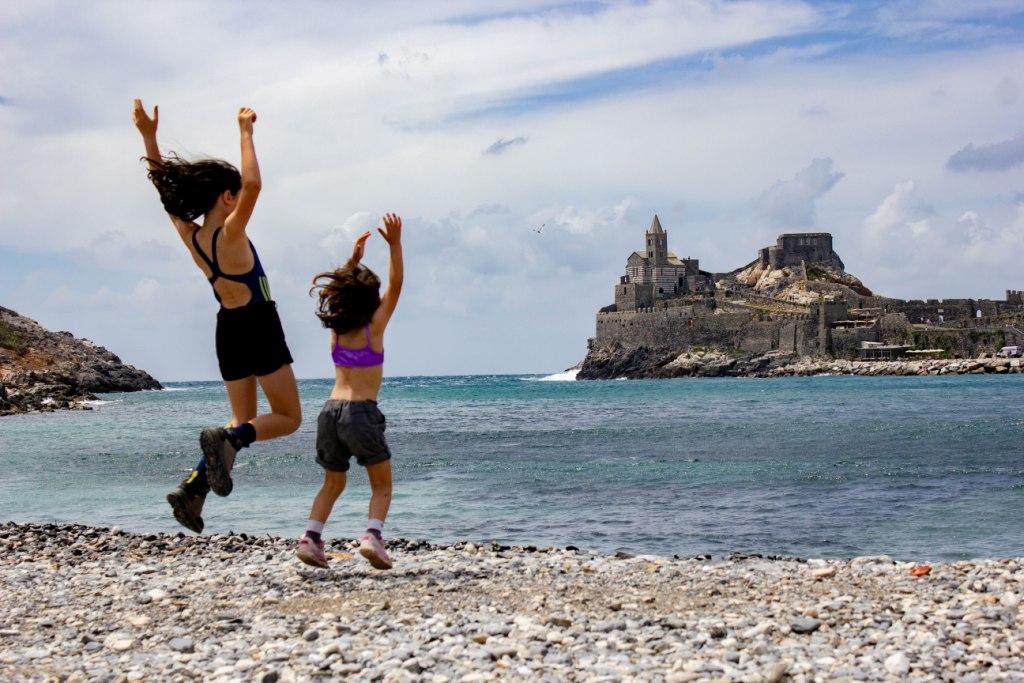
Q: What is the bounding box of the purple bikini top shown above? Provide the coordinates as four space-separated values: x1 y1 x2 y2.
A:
332 325 384 368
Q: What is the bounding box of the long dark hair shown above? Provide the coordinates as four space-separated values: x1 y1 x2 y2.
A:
310 264 381 334
144 154 242 222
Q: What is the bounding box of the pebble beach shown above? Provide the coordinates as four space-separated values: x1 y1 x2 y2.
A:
1 523 1022 682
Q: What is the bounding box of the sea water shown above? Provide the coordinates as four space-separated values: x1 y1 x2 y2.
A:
1 374 1021 560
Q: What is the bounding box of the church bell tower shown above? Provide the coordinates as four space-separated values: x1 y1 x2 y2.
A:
646 214 668 265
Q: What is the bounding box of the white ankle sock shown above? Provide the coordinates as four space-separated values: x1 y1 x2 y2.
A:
306 520 325 535
366 518 384 533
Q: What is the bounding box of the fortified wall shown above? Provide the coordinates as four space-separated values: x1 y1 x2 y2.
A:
594 305 823 355
848 292 1024 324
595 293 853 356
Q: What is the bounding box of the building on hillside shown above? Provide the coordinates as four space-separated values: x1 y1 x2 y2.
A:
758 233 844 270
614 215 713 311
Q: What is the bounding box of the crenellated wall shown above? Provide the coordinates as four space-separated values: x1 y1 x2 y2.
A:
846 295 1021 323
594 307 821 355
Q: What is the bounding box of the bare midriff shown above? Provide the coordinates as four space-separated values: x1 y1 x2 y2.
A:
330 365 383 402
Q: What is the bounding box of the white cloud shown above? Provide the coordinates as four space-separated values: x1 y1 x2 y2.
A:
961 202 1024 266
851 183 1022 299
755 158 845 229
863 180 932 246
321 212 380 261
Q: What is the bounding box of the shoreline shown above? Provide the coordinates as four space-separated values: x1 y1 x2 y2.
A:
578 348 1024 380
2 523 1021 681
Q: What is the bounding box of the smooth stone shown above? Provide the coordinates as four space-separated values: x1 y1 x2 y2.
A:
790 618 822 634
764 661 789 683
885 652 910 676
484 623 512 637
168 637 194 653
235 658 257 671
103 633 135 651
666 673 699 683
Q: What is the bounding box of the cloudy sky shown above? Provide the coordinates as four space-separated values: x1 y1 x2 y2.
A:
1 1 1023 380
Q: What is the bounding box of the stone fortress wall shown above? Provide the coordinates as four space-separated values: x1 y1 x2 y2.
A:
594 307 821 355
844 292 1024 324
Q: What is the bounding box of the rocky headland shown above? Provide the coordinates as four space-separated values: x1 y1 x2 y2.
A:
0 306 161 416
584 216 1024 382
0 523 1021 681
578 347 1024 380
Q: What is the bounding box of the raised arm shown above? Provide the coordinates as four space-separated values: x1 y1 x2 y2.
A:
372 213 404 331
133 99 191 236
223 107 262 241
133 99 161 166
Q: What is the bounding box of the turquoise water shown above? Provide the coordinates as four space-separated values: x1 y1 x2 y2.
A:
1 374 1022 560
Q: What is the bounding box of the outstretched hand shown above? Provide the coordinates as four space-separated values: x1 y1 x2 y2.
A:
238 107 257 134
350 231 371 264
133 99 158 137
378 213 402 245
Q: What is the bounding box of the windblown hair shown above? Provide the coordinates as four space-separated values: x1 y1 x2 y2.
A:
144 154 242 222
310 264 382 334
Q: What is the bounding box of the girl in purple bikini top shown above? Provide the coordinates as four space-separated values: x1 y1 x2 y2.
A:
311 219 402 379
332 325 384 368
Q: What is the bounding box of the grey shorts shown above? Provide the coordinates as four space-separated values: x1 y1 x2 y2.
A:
316 399 392 472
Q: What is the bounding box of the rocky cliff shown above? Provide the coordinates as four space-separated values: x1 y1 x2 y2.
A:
725 260 872 304
0 306 161 416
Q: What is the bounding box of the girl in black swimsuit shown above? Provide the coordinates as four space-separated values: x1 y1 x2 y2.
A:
133 100 302 534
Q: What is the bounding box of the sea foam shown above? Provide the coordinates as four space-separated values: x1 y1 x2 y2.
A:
525 369 580 382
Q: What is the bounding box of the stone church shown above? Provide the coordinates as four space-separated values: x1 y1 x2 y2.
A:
614 215 713 311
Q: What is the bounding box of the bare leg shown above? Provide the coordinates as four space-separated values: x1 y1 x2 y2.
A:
366 460 393 523
248 364 301 440
358 461 395 569
309 470 347 524
224 376 258 427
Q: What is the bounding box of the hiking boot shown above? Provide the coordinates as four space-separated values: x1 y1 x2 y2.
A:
166 484 205 534
359 533 393 570
296 536 328 568
200 427 236 497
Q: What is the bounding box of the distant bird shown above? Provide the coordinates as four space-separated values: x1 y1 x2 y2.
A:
533 223 545 234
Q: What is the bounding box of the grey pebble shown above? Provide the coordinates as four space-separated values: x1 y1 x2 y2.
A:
790 617 822 634
168 637 194 653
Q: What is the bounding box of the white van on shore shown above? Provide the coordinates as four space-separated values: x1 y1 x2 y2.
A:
997 345 1021 358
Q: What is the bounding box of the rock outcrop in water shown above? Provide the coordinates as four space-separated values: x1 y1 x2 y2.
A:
0 306 161 416
579 216 1024 379
578 346 1024 379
